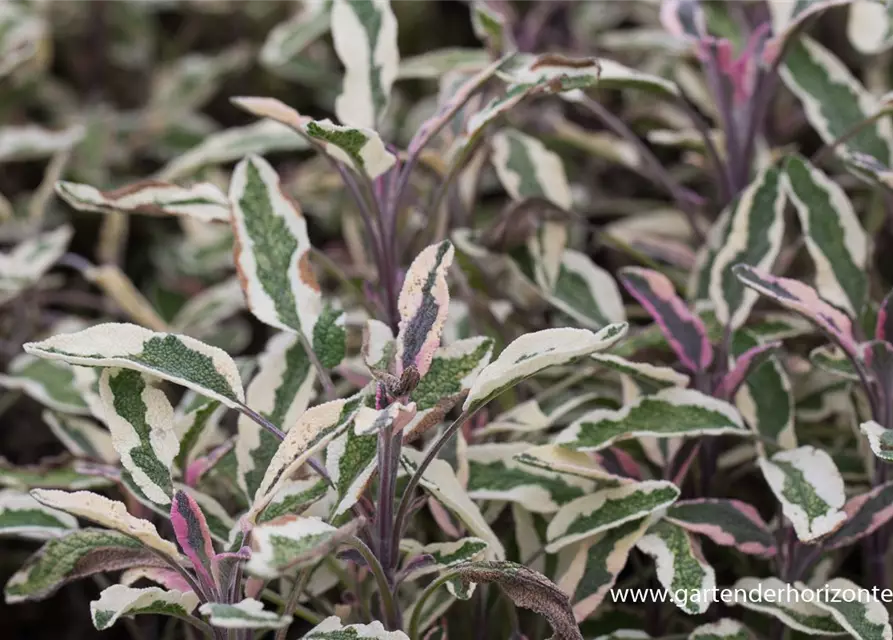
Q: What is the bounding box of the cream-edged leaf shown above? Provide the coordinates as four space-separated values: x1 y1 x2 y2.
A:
463 324 627 412
550 249 626 330
860 420 893 463
546 481 680 553
708 166 786 330
100 368 179 506
236 332 316 498
24 323 245 407
401 537 489 582
0 489 78 540
491 128 572 210
807 577 892 640
90 585 199 631
396 241 454 380
305 616 411 639
42 411 116 463
784 154 869 316
731 577 847 635
636 519 715 615
56 179 229 223
29 490 179 558
246 514 339 578
200 598 292 630
758 446 846 542
229 154 321 338
401 448 505 560
0 354 90 415
0 125 84 163
331 0 399 129
0 225 73 303
554 387 745 451
690 619 754 640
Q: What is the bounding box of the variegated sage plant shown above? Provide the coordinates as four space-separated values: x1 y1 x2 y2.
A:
5 1 893 640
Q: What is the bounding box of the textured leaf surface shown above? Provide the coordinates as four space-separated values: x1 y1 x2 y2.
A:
666 499 776 556
4 529 163 603
56 179 229 223
826 480 893 549
90 585 199 631
636 519 715 615
558 517 651 622
199 598 292 629
708 166 786 329
0 354 90 415
169 490 216 588
466 442 596 514
396 241 454 380
246 514 340 578
784 154 868 316
24 323 245 407
550 249 626 330
731 577 847 635
305 616 411 639
513 444 629 485
554 388 744 452
30 490 179 558
732 330 796 450
592 354 689 395
620 267 712 372
402 537 489 582
734 265 858 357
331 0 399 129
229 154 321 337
100 368 178 506
758 446 846 542
809 577 892 640
237 332 316 498
781 36 893 164
401 449 505 560
251 395 364 516
463 324 627 412
546 481 679 553
0 489 78 540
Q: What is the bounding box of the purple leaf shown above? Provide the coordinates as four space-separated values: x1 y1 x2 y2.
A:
619 267 713 373
715 340 781 399
170 490 217 590
733 264 858 358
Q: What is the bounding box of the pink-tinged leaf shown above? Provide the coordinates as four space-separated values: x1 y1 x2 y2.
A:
715 340 781 400
170 490 217 590
825 481 893 549
670 442 700 487
876 289 893 342
660 0 707 40
666 499 776 557
185 440 233 487
596 448 643 481
733 264 858 357
619 267 713 373
396 241 455 380
121 567 194 593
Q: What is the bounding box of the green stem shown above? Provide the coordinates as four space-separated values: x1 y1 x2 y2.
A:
408 571 460 640
343 536 400 630
274 568 313 640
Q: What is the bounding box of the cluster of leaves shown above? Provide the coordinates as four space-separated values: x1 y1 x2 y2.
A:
5 1 893 640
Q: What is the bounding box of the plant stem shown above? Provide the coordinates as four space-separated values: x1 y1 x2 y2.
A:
392 409 479 553
407 571 460 640
297 331 337 401
675 94 733 206
343 536 400 630
376 427 401 580
810 108 893 165
274 568 313 640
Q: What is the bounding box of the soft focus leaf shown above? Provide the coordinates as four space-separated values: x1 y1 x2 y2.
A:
90 585 199 631
199 599 292 630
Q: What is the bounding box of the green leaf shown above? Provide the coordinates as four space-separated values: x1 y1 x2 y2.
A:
591 354 689 395
260 2 331 72
90 585 199 631
4 529 164 603
731 577 847 635
546 481 679 553
466 443 596 514
24 323 245 408
809 577 892 640
398 48 490 79
635 519 715 615
784 154 869 316
463 324 627 412
809 344 858 380
557 518 651 622
758 446 846 542
555 387 745 452
0 225 73 304
0 125 84 163
708 166 786 330
99 368 179 506
665 498 776 557
199 599 292 630
304 616 412 639
257 477 328 524
549 249 626 330
0 489 78 540
56 179 229 223
331 0 399 129
313 305 347 369
689 619 754 640
780 36 893 165
0 354 89 415
826 480 893 549
401 537 489 582
236 332 316 498
229 154 321 338
732 330 797 450
245 514 350 578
